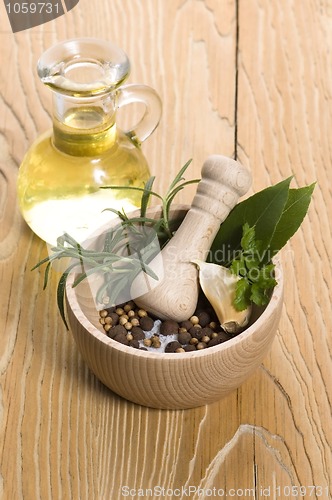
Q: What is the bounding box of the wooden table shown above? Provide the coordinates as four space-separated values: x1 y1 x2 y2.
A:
1 1 331 498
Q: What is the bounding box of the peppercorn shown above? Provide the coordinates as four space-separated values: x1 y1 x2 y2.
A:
183 344 196 352
137 309 148 318
160 320 179 336
189 327 203 340
197 311 210 328
131 326 145 341
178 331 192 345
151 336 161 348
108 312 119 326
165 341 182 353
200 327 214 337
208 333 229 347
190 315 199 325
180 320 192 331
106 328 116 339
98 301 237 353
129 339 140 349
140 316 154 331
111 324 127 337
130 318 140 327
114 333 129 345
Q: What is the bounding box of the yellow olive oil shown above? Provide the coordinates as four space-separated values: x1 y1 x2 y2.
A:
18 40 161 245
17 107 150 245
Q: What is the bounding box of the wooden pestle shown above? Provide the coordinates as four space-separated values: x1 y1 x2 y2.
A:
130 155 252 321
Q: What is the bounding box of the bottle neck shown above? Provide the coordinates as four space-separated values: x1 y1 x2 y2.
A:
51 92 117 156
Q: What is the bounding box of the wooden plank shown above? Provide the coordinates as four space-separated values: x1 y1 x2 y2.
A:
0 1 238 498
237 0 332 492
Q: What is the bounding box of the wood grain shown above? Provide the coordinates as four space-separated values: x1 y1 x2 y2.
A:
0 0 331 498
237 0 332 491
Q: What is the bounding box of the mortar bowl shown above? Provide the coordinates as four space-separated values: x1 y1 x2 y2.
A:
65 206 283 409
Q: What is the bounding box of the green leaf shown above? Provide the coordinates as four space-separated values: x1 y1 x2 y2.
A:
234 278 251 311
250 282 273 307
240 223 256 252
164 179 200 223
167 159 193 193
43 261 52 290
244 254 261 270
250 283 268 306
230 255 247 277
268 183 315 256
140 176 156 218
258 264 277 287
209 177 292 266
56 262 79 330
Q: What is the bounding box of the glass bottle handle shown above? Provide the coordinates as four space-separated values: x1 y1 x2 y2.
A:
117 84 162 144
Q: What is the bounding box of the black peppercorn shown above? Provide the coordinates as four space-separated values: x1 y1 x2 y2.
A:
189 327 203 340
165 341 182 353
129 339 140 349
160 320 179 336
131 326 145 341
178 331 192 345
114 333 129 345
197 311 210 327
111 324 127 337
183 344 196 352
180 320 192 331
139 316 154 331
208 332 229 347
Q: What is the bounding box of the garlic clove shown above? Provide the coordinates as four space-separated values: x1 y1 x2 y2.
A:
192 260 251 334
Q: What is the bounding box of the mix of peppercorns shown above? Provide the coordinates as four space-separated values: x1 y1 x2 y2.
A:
98 298 235 353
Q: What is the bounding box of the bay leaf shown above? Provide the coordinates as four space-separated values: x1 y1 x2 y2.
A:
209 177 292 266
268 183 316 256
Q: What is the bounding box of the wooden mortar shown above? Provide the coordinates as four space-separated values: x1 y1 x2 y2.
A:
65 206 283 410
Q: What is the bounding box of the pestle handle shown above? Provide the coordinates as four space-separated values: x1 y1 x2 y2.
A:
132 155 252 321
170 155 252 261
192 155 251 220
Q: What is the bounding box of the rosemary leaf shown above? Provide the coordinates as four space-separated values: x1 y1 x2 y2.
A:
43 261 52 290
100 184 163 202
56 262 79 330
140 176 156 218
167 159 193 192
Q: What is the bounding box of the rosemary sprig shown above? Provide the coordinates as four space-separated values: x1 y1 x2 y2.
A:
33 159 200 328
101 159 199 239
